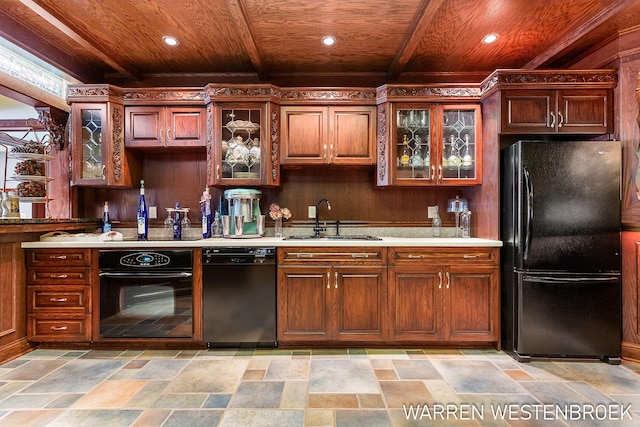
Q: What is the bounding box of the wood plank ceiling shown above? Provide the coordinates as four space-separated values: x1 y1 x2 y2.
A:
1 0 640 87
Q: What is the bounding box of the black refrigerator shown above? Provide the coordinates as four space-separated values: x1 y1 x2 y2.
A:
501 140 622 364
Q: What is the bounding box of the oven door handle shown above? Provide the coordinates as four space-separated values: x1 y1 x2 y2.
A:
99 272 192 279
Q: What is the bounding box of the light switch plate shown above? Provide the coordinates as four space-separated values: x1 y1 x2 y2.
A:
149 206 157 219
308 206 316 218
427 206 437 219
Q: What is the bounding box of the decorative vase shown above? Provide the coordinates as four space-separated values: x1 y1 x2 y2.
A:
274 217 283 238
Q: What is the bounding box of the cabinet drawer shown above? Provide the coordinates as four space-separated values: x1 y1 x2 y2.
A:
279 247 386 265
27 267 92 285
26 249 91 266
28 286 90 312
390 247 498 266
27 315 91 342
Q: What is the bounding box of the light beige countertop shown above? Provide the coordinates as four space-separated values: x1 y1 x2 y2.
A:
21 236 502 249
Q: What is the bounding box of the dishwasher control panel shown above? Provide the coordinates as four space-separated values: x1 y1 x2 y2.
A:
203 247 276 264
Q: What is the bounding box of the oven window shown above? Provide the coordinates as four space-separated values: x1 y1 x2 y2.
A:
100 277 192 338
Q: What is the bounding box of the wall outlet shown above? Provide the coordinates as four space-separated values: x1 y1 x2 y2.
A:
308 205 316 219
149 206 157 219
427 206 437 219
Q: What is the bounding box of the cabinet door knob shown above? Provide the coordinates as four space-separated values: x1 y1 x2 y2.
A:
327 271 331 289
557 111 564 128
446 271 451 289
438 271 443 289
549 112 556 128
334 271 338 288
431 165 436 181
167 127 171 142
159 127 163 143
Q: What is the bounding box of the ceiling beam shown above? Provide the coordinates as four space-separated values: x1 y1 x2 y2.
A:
387 0 445 80
227 0 269 80
17 0 141 81
525 0 637 68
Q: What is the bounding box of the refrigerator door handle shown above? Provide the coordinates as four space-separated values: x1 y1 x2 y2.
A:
523 166 533 260
523 275 619 284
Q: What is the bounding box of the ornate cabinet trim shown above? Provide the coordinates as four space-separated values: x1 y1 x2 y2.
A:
280 88 376 105
204 84 280 103
123 88 205 105
480 69 617 96
377 85 481 104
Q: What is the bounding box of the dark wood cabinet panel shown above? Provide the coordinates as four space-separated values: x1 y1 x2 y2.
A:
25 249 93 343
125 106 206 148
277 247 387 344
277 267 330 341
281 106 375 165
388 270 440 341
445 266 498 341
388 247 499 344
501 89 612 134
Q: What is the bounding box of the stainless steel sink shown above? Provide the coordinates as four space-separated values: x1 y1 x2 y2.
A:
283 235 382 241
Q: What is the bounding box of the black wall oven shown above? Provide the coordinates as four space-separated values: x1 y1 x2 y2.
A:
99 250 193 339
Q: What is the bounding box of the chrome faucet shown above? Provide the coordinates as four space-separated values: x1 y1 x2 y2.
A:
313 198 331 237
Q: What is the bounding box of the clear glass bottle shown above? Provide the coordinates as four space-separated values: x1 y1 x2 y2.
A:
136 180 148 241
400 135 410 167
432 205 441 237
101 201 112 233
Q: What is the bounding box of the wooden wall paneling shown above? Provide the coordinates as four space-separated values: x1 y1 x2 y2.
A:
621 232 640 362
620 57 640 224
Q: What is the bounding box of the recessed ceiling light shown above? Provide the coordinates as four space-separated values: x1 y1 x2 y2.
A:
482 34 499 44
321 36 336 46
163 36 179 46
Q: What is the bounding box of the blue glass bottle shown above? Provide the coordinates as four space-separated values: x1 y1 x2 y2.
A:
173 202 182 241
136 180 148 240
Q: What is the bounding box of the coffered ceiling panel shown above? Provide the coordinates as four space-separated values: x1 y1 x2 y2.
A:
1 0 639 87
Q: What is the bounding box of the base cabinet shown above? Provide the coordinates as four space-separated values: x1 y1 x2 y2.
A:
277 248 387 343
25 249 92 342
388 247 499 344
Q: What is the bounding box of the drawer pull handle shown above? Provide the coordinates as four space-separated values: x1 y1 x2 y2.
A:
407 255 425 259
50 326 68 331
351 253 369 258
50 298 68 302
463 255 479 259
50 255 67 260
50 274 68 279
296 253 314 258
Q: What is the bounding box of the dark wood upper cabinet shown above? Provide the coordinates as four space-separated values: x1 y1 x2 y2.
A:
502 89 612 134
280 105 376 165
125 106 206 148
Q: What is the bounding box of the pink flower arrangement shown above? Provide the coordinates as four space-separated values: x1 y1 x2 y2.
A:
269 203 291 220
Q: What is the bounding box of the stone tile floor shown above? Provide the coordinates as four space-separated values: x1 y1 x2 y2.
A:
0 348 639 426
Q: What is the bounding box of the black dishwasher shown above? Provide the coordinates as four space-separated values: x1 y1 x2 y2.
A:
202 247 277 347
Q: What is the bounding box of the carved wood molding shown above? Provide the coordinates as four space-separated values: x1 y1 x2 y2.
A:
206 104 213 184
111 105 124 183
376 85 481 103
480 70 618 94
35 107 67 150
66 84 123 102
377 103 387 184
204 84 280 103
123 88 205 104
280 88 376 104
270 104 279 184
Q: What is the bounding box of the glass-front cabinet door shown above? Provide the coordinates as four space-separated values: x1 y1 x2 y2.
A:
394 106 434 182
388 103 481 186
440 104 481 184
209 103 273 186
70 102 131 187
